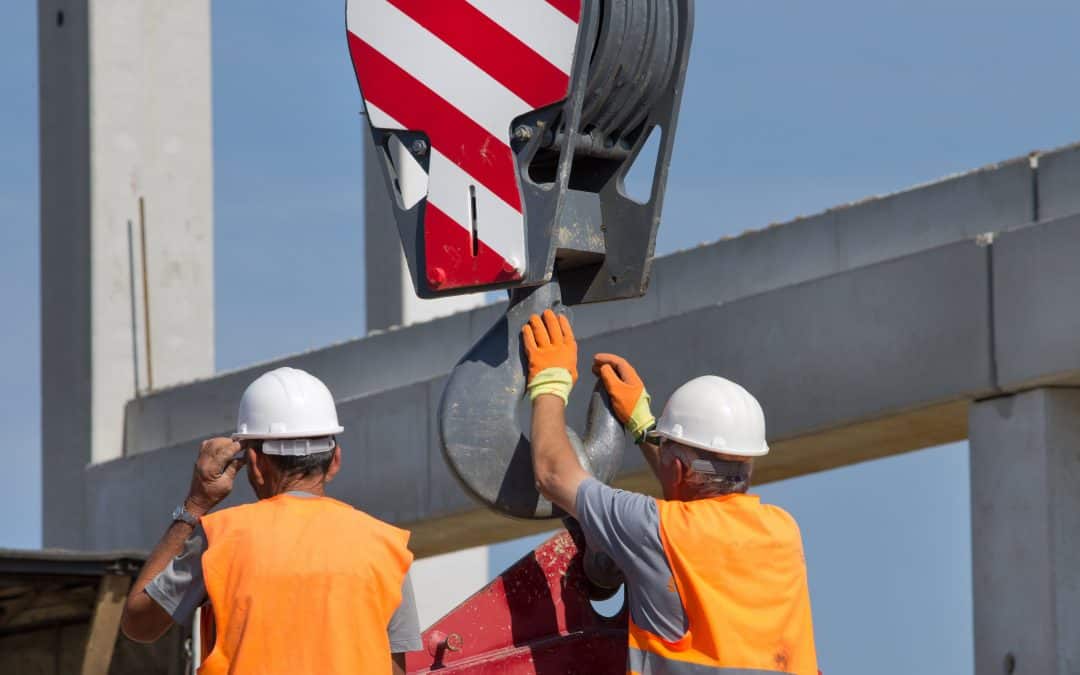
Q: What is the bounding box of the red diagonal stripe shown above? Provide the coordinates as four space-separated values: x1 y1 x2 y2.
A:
348 32 522 211
424 203 522 290
387 0 570 109
545 0 581 22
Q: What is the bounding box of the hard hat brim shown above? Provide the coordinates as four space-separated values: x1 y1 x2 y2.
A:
232 426 344 441
651 428 769 457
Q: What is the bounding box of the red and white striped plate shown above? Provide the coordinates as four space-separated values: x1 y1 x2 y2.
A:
347 0 582 292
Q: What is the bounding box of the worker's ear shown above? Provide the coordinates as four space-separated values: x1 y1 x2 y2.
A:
246 447 265 488
671 455 690 488
659 449 683 495
324 445 342 483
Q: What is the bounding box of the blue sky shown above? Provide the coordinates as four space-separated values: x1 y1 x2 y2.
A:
4 1 1080 672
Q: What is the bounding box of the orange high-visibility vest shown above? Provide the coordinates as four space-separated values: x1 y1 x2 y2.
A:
197 493 413 675
628 494 818 675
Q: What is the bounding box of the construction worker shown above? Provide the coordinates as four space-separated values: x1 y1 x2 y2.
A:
523 310 818 674
120 367 420 674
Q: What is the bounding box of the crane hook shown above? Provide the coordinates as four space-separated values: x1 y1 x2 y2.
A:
438 278 625 519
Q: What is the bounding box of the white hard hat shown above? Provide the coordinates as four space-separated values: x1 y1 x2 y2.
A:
233 367 344 452
653 376 769 457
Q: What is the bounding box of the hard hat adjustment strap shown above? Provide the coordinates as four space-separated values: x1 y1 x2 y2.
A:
261 436 336 457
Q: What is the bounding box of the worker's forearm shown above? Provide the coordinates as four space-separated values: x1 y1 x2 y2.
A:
122 505 203 641
531 395 586 512
637 440 662 480
130 519 198 599
531 395 574 480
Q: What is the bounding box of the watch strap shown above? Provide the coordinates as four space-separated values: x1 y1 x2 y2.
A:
172 503 200 526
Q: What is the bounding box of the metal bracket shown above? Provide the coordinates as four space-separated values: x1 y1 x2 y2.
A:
514 0 695 305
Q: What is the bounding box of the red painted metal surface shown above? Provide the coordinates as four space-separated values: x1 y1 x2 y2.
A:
406 528 627 674
347 1 582 292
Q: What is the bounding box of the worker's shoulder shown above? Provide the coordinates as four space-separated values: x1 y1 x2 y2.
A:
208 497 412 552
756 500 804 539
681 495 803 536
199 500 259 542
201 499 258 523
333 499 404 529
321 498 413 542
758 500 795 520
580 476 654 504
206 496 399 529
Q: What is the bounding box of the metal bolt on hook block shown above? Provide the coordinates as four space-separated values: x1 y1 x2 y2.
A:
445 633 463 652
410 138 428 156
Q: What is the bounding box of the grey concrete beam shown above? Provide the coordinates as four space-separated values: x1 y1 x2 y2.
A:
649 153 1031 321
1037 141 1080 222
96 142 1080 556
597 240 994 444
992 213 1080 390
89 235 997 555
122 302 506 456
122 147 1038 456
969 389 1080 674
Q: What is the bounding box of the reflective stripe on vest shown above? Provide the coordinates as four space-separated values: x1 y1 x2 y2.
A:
197 493 412 675
628 494 817 675
629 647 796 674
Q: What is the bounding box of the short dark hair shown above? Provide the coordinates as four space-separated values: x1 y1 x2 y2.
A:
242 439 335 480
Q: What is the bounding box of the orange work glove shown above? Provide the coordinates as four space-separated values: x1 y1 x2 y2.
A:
521 309 579 403
592 353 656 442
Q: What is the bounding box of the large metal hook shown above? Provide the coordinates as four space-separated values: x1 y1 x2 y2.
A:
438 279 625 520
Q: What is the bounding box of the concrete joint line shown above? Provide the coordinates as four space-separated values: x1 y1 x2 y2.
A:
983 238 1001 396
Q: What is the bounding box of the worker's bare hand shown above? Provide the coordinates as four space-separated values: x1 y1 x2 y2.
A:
186 437 244 516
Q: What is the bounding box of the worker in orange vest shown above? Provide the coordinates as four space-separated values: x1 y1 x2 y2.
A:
120 367 419 674
523 310 819 674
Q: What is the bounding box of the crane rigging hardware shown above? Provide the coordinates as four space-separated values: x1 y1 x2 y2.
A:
438 278 624 520
347 0 693 303
345 4 694 665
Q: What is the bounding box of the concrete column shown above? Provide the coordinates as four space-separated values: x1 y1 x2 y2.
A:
363 132 484 331
969 389 1080 674
39 0 214 547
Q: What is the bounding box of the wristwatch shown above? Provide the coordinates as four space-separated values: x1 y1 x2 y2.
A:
171 503 201 527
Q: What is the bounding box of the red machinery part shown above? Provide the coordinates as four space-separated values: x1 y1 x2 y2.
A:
347 0 693 303
405 528 627 674
347 0 582 292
